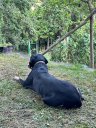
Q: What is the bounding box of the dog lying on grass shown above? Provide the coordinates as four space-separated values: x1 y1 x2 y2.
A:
14 54 84 109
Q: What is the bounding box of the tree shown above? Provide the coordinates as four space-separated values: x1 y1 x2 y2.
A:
40 0 96 68
42 9 96 55
87 0 95 68
0 0 35 48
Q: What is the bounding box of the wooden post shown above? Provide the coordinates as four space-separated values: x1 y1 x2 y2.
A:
90 15 94 68
36 41 39 54
47 37 50 49
28 41 31 56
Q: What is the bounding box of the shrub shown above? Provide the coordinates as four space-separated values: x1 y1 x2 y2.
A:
51 33 96 66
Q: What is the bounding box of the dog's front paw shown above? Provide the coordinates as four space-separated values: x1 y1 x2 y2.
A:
14 76 20 80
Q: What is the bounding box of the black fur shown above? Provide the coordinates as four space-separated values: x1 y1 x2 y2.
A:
15 54 84 109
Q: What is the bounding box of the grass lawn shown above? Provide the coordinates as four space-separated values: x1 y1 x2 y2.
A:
0 53 96 128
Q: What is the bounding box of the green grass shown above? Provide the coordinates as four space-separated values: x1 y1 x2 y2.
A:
0 53 96 128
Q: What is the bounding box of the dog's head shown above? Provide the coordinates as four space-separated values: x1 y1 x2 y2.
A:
28 54 48 69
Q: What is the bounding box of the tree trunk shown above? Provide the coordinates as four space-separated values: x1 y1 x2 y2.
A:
90 15 94 68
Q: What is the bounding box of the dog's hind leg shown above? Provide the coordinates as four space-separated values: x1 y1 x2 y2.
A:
77 88 84 101
43 94 62 107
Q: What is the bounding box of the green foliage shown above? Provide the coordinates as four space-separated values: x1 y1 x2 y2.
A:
51 41 68 62
0 0 96 65
68 33 90 64
0 0 94 45
51 24 96 65
14 0 33 13
33 0 72 39
0 0 35 49
0 42 12 47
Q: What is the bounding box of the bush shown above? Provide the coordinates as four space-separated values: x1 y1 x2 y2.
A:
0 43 12 47
51 33 96 66
51 41 68 62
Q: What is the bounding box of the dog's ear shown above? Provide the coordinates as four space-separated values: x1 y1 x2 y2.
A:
44 57 48 64
28 62 33 69
28 56 35 68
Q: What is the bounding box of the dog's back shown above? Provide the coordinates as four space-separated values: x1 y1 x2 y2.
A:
31 63 83 109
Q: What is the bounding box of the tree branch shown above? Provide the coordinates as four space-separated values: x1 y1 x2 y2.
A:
42 9 96 55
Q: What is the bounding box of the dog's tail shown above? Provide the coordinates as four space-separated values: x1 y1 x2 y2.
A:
77 88 85 101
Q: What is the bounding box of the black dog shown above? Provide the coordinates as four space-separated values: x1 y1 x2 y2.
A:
14 54 84 109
